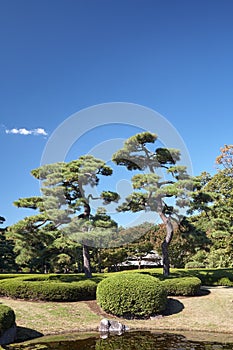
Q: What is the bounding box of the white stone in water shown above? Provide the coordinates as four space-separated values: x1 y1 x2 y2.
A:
99 318 110 332
99 318 129 334
109 320 124 332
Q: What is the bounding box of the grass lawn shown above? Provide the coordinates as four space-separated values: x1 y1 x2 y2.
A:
0 268 233 345
1 286 233 342
127 286 233 334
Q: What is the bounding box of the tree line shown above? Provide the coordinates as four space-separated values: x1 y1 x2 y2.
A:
1 133 233 277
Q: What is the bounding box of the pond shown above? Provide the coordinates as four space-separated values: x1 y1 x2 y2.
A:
5 331 233 350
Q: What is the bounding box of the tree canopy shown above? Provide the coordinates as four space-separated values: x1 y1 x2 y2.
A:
186 145 233 268
6 136 233 275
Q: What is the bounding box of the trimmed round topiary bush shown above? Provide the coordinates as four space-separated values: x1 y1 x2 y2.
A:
0 277 97 301
161 277 201 296
96 273 167 318
0 304 15 335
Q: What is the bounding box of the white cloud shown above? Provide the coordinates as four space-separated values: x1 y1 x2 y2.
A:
35 128 48 136
5 127 48 136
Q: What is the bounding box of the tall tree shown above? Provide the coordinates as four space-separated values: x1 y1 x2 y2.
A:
0 216 17 272
188 153 233 268
11 155 119 277
202 173 233 267
112 131 192 275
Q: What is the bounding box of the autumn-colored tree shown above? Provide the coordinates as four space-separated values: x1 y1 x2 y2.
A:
216 144 233 170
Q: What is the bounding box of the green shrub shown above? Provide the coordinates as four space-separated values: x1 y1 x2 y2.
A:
192 269 233 286
0 274 30 281
0 278 96 301
96 273 167 318
142 267 233 287
0 304 15 335
161 277 201 296
216 277 233 287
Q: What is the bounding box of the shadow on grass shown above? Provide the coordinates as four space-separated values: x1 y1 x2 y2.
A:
197 287 211 296
162 287 211 317
16 326 43 343
47 274 104 284
163 298 184 316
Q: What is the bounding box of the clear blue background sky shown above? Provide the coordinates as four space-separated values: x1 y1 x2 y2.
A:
1 0 233 226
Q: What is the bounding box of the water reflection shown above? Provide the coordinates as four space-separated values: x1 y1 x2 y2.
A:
5 331 233 350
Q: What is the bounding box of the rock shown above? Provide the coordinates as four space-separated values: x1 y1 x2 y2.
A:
99 318 110 332
99 318 129 337
109 320 126 333
150 314 163 320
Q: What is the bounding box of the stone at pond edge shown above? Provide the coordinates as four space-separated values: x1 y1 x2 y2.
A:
0 324 17 345
99 318 129 337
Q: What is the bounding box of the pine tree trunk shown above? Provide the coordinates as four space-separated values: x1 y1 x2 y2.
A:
162 240 170 276
97 249 102 273
138 257 141 269
79 202 93 278
83 244 92 278
161 216 173 276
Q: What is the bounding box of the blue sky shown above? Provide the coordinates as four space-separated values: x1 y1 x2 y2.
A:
1 0 233 226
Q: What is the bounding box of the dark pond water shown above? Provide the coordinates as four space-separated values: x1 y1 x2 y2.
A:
6 331 233 350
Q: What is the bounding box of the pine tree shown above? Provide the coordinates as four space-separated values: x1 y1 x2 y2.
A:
10 155 119 277
112 132 193 275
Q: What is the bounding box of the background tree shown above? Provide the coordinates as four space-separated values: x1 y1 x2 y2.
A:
216 144 233 170
99 247 128 272
64 207 119 273
46 234 82 273
187 148 233 268
97 222 155 271
7 215 60 272
112 131 193 275
201 172 233 267
151 218 210 268
0 216 17 272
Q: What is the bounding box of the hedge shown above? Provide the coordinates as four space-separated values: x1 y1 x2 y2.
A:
0 305 15 335
96 273 167 318
138 268 233 287
0 278 97 301
197 270 233 286
185 262 206 269
161 277 201 296
173 268 233 286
